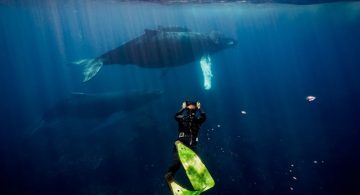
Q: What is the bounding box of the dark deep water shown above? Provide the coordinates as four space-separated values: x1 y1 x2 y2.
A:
1 1 360 195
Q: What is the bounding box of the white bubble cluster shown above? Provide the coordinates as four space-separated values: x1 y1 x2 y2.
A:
306 95 316 102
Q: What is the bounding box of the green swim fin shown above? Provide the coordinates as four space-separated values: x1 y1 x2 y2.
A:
168 180 200 195
175 140 215 192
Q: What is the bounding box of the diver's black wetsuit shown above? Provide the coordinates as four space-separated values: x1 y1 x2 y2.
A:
166 108 206 176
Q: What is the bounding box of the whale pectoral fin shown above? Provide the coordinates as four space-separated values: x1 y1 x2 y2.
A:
200 55 213 90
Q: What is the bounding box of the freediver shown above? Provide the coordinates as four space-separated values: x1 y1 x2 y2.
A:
164 101 206 182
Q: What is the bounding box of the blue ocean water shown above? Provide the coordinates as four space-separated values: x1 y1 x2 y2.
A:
1 1 360 194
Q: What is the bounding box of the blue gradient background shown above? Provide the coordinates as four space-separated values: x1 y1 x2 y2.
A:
0 1 359 195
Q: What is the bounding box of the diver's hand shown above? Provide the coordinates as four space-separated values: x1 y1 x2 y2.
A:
196 101 201 109
182 102 186 109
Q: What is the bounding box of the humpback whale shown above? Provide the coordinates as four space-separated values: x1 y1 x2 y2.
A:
29 90 162 137
42 90 162 122
73 26 237 82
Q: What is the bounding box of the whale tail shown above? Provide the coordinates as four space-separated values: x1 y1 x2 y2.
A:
72 58 103 82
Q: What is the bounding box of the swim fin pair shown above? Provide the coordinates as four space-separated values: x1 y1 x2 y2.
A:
167 141 215 195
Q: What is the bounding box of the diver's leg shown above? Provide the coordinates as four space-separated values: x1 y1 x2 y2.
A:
166 146 181 177
164 146 181 193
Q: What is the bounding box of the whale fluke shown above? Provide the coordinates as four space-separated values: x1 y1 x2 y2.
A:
72 58 104 82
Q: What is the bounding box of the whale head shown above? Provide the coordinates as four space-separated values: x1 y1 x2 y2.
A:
208 31 238 52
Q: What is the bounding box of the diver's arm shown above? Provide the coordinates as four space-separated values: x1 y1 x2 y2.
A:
175 108 185 121
176 108 185 115
175 109 184 121
197 109 206 123
195 101 206 123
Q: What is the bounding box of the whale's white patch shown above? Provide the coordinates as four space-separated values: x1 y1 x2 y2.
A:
200 55 213 90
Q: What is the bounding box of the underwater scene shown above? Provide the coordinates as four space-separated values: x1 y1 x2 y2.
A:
1 0 360 194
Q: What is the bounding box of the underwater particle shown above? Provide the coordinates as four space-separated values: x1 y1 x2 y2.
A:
290 164 294 167
292 176 297 180
314 160 318 164
217 124 221 128
321 160 325 163
306 96 316 102
290 187 294 191
289 170 292 173
241 110 247 115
